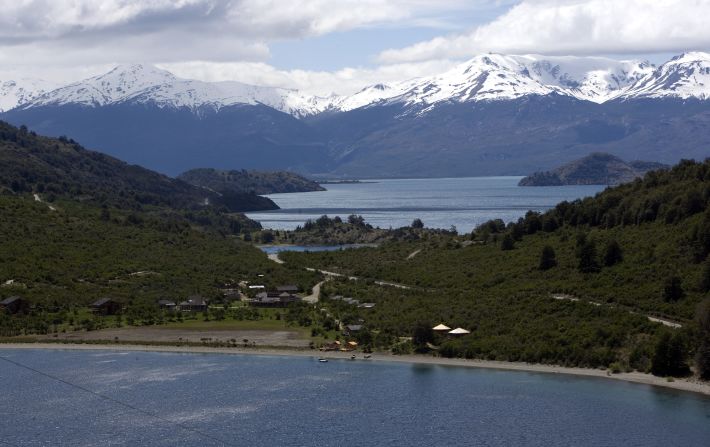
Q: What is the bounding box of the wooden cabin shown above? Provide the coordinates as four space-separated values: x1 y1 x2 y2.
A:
157 300 176 310
178 296 208 312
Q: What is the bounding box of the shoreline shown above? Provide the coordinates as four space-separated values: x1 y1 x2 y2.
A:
2 341 709 398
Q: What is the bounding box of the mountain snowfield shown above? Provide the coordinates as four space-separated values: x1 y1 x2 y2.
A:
330 54 655 113
13 64 325 118
618 52 710 100
0 78 57 113
2 52 709 118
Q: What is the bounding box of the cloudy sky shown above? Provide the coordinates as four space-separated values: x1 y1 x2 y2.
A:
1 0 709 95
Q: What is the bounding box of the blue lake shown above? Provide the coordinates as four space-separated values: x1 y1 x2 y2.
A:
258 244 375 255
2 349 709 446
246 177 605 233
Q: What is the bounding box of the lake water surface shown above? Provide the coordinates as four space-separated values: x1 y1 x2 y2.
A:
2 349 709 446
246 177 605 233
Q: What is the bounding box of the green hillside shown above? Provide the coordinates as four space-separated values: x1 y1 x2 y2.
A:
0 121 277 213
0 123 321 336
0 195 318 305
283 160 710 376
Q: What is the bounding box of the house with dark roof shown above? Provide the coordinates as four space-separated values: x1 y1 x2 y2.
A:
90 298 121 315
0 296 28 314
178 296 208 312
157 300 177 310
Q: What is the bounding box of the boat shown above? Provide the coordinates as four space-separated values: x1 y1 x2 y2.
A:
350 354 356 360
318 358 328 363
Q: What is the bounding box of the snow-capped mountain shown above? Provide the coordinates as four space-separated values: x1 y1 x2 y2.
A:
3 52 710 179
22 64 326 118
619 52 710 100
0 77 57 112
325 54 656 113
5 53 710 119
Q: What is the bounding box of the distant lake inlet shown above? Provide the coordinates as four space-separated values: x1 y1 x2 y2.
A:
246 177 605 233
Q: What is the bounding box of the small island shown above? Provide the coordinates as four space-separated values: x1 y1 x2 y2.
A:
519 152 668 186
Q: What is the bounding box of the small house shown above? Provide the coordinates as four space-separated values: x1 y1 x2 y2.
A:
179 296 209 312
90 298 121 315
157 300 176 310
0 296 28 314
251 291 301 307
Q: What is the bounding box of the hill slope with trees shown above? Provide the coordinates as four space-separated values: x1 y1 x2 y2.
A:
178 168 325 195
283 159 710 378
0 121 277 213
519 152 668 186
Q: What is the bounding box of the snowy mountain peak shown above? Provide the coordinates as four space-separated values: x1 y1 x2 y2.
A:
331 54 656 113
4 53 710 118
26 63 180 107
622 51 710 100
18 63 330 116
668 51 710 64
0 77 58 112
100 63 177 87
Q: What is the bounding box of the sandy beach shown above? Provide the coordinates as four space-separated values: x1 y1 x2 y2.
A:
2 341 709 398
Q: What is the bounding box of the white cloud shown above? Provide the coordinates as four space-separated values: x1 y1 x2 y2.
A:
158 59 459 96
378 0 710 63
2 0 706 97
0 0 473 73
0 0 470 45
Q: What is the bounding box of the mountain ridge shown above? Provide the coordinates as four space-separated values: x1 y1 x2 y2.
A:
2 52 710 178
4 52 710 117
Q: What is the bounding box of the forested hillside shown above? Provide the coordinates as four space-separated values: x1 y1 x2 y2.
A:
178 168 325 195
1 196 315 303
0 121 277 213
519 152 668 186
283 159 710 377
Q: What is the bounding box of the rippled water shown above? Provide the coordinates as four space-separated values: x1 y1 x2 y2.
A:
2 349 709 446
246 177 605 233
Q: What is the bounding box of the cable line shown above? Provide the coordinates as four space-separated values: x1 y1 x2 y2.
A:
0 355 238 447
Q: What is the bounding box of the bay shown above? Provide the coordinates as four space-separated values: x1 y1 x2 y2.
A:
246 177 605 233
2 349 709 447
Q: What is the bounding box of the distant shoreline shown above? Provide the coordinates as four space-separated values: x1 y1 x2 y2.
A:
317 180 378 184
2 342 708 397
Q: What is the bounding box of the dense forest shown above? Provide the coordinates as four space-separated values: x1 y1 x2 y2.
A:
283 159 710 378
178 168 325 195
